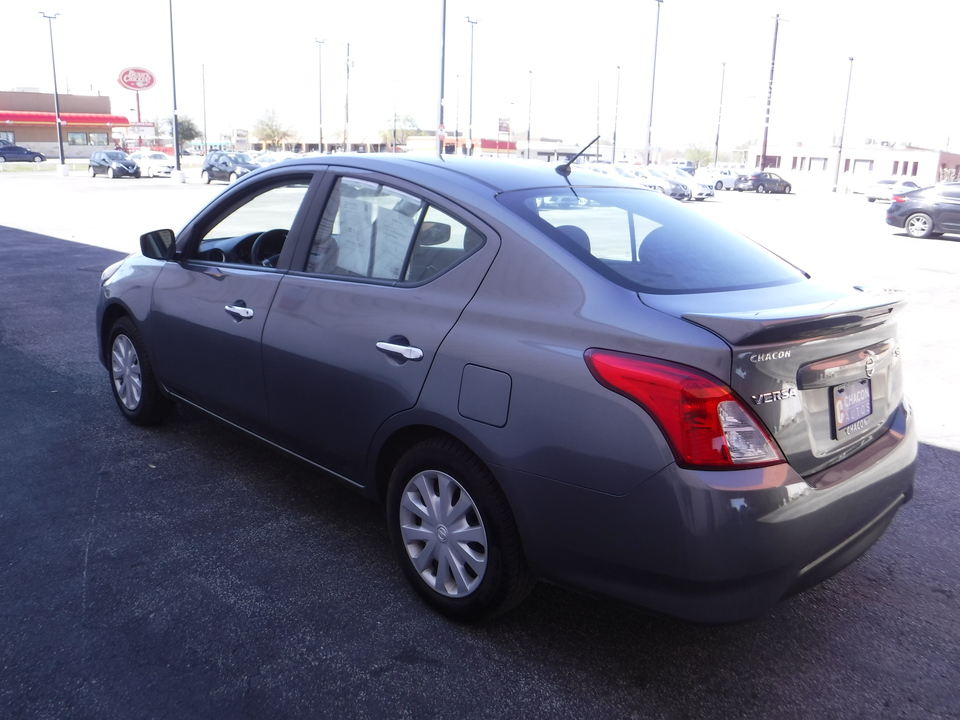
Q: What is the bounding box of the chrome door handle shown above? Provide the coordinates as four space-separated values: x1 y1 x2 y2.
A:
376 341 424 361
225 304 254 320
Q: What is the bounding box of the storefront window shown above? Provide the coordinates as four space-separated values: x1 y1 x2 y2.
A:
89 133 109 145
68 132 88 146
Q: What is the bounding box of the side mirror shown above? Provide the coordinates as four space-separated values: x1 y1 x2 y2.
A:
140 229 176 260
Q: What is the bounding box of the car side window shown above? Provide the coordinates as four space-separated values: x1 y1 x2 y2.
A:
190 179 311 267
305 176 483 282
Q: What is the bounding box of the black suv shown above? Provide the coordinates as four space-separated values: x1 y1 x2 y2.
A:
89 151 140 179
200 152 259 184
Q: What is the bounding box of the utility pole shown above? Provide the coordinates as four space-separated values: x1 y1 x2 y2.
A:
760 14 780 171
833 57 854 192
39 12 65 167
466 17 478 156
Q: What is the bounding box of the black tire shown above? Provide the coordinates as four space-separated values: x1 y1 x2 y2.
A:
134 170 141 179
33 155 43 163
386 437 535 622
107 167 116 179
201 170 211 184
714 180 723 191
783 184 791 194
867 197 876 203
228 172 238 183
107 317 170 425
757 184 766 193
905 213 934 239
88 166 96 178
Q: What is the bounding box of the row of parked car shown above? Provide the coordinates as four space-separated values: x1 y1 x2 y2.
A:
582 162 795 201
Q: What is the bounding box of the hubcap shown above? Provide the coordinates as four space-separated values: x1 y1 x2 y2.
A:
398 469 487 597
908 216 928 235
111 334 143 410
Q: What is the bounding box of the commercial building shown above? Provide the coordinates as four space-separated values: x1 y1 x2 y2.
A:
0 90 130 159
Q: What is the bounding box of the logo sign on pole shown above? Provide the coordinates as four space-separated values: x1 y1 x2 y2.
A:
118 68 157 91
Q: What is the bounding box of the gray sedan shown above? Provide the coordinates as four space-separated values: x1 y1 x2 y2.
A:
96 155 916 623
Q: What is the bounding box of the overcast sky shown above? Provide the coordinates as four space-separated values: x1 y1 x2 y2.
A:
5 0 959 154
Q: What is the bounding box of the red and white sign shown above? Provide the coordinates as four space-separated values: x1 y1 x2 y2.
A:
118 68 156 91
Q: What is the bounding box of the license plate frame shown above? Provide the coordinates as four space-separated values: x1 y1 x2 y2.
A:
831 378 873 439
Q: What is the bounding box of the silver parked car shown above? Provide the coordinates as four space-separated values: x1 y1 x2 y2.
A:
96 155 916 623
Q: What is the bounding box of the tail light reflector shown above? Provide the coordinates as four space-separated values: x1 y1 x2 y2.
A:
585 349 784 470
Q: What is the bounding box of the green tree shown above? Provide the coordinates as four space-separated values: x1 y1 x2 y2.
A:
684 144 713 169
163 115 202 150
253 110 293 151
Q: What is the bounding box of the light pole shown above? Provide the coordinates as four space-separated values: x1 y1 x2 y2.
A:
437 0 447 157
612 65 621 164
526 70 532 159
38 12 65 169
202 64 208 155
645 0 663 165
714 61 726 166
466 17 478 156
833 56 854 193
315 39 325 152
760 14 781 171
344 42 350 152
168 0 182 179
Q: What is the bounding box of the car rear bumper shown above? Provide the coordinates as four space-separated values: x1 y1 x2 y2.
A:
498 401 917 623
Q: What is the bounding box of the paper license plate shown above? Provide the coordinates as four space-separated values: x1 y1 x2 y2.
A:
832 378 873 438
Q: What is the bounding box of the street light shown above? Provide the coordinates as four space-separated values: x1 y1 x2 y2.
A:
760 14 781 171
466 16 478 156
38 12 65 167
526 70 532 159
344 42 350 152
645 0 663 165
315 39 325 153
714 61 726 166
168 0 182 177
437 0 447 157
612 65 621 164
833 56 855 193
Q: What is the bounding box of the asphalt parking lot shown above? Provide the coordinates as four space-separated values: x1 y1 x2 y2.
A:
1 170 958 719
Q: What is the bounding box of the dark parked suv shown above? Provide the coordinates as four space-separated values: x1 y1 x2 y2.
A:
200 151 259 184
886 182 960 238
88 151 140 179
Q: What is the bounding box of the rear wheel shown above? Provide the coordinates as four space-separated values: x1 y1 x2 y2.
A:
905 213 934 239
386 437 534 622
107 317 170 425
757 184 766 193
714 181 723 190
201 170 211 184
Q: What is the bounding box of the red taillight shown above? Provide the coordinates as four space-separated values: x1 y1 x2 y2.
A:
890 194 907 203
584 349 784 470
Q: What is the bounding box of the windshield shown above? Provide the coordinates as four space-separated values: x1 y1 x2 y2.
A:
497 186 807 294
227 153 254 163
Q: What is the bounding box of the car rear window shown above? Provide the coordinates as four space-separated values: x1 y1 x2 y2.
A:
496 186 806 294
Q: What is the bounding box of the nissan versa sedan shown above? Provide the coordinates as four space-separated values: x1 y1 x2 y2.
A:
886 182 960 238
96 155 916 623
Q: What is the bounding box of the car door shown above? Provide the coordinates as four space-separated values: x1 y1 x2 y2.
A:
149 171 321 435
935 186 960 232
261 171 499 482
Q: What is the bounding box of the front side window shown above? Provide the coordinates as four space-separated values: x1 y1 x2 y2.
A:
191 178 311 267
305 176 483 283
498 186 806 294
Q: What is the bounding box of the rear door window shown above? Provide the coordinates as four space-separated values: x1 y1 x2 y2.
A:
497 186 806 294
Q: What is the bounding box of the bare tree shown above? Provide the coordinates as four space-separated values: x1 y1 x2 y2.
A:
253 110 293 151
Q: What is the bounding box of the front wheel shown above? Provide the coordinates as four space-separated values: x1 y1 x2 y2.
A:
783 184 791 194
386 437 534 622
33 155 43 163
107 317 170 425
228 172 238 183
905 213 934 239
715 181 723 191
88 166 96 178
201 170 211 184
107 168 116 179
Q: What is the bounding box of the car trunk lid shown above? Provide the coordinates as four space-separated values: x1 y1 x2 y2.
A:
642 284 908 477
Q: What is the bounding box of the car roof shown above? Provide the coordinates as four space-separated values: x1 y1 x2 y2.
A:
277 155 629 193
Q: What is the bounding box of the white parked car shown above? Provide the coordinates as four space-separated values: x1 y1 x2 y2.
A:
865 179 922 203
701 168 741 191
128 151 175 178
658 166 715 201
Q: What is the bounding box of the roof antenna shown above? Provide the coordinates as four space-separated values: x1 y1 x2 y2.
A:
556 136 601 176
